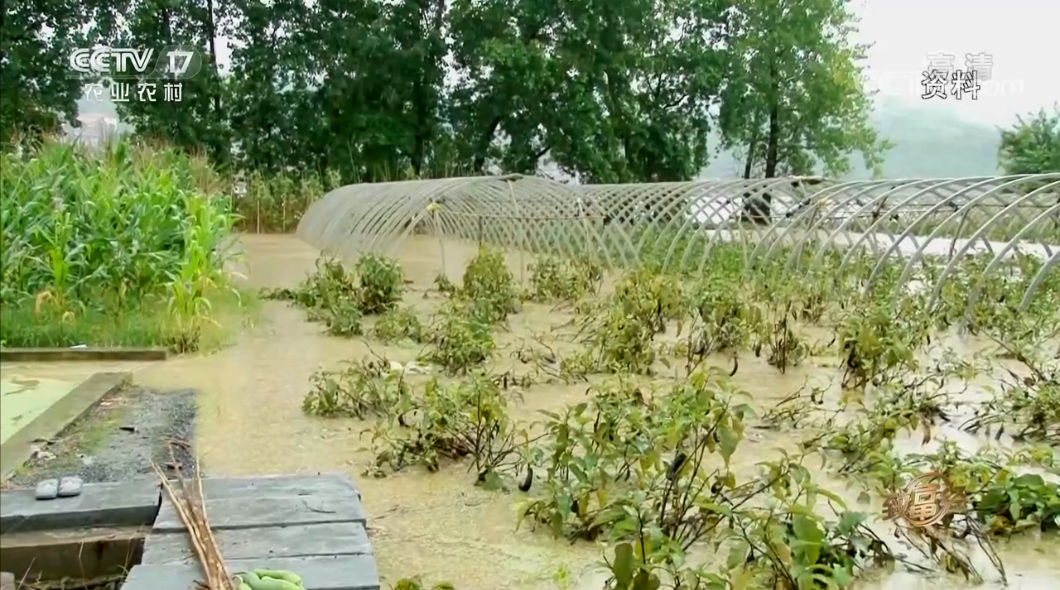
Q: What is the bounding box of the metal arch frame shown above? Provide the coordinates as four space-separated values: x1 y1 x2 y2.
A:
1019 250 1060 312
295 174 1060 310
966 201 1060 314
750 179 882 270
925 179 1060 313
871 176 1040 296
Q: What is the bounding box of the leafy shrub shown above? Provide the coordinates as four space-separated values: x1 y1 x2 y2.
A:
837 296 930 389
528 256 602 301
265 253 407 336
421 302 495 374
568 268 685 376
303 357 410 418
354 253 405 314
368 373 523 486
371 307 426 343
459 246 519 323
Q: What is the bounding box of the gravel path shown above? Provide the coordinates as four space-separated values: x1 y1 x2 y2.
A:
9 385 198 486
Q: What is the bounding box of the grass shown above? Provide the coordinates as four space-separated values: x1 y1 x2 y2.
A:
0 286 255 352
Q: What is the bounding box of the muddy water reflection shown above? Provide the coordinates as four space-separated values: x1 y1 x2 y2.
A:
136 235 1057 590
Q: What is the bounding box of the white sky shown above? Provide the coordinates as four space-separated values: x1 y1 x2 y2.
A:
854 0 1060 128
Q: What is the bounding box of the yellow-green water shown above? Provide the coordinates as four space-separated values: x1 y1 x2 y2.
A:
0 376 79 445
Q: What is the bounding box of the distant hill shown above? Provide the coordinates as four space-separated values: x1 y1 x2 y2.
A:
704 97 1003 179
74 95 1004 179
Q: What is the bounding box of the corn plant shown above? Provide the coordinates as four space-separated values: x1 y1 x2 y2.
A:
0 139 234 349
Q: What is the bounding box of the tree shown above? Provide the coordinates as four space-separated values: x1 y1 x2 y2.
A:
448 0 730 182
115 0 231 166
716 0 889 221
998 104 1060 175
0 0 120 145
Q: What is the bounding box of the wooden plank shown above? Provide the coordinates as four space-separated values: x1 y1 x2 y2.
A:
153 494 366 532
0 479 160 534
0 348 169 362
141 522 372 564
122 555 381 590
193 472 360 501
1 371 132 479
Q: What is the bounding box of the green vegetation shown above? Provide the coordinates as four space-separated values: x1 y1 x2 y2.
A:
0 140 242 351
301 243 1058 589
998 104 1060 175
263 252 406 337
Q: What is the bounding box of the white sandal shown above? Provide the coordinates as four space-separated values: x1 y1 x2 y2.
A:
34 478 59 500
58 476 83 497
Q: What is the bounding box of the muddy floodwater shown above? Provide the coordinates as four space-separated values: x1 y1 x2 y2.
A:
122 234 1056 590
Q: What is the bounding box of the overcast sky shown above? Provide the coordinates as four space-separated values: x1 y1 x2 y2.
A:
854 0 1059 128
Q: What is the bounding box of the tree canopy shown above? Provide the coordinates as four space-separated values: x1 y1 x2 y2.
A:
998 104 1060 175
4 0 900 183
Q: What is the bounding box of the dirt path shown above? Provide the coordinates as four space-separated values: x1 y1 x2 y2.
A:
126 234 1058 590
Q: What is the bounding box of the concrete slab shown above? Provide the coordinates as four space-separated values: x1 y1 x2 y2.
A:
142 521 372 564
0 371 132 479
1 377 78 446
0 479 161 533
123 555 381 590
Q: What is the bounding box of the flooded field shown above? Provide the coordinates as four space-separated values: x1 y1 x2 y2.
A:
31 234 1056 590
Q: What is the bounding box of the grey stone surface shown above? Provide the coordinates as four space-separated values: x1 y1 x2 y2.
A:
153 493 367 532
142 521 373 564
195 472 360 501
0 480 160 533
121 555 381 590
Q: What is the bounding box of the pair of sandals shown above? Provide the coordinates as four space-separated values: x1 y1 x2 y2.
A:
34 476 83 500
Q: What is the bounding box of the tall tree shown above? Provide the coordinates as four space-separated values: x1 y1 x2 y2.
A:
998 104 1060 175
448 0 730 182
116 0 231 165
717 0 888 220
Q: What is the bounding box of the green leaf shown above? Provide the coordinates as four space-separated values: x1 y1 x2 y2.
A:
612 542 635 588
727 540 750 570
837 511 867 535
718 425 739 465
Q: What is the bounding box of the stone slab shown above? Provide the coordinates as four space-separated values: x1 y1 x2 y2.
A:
122 555 381 590
153 494 366 532
0 479 160 534
194 472 360 501
142 521 372 564
0 372 131 479
0 348 169 362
